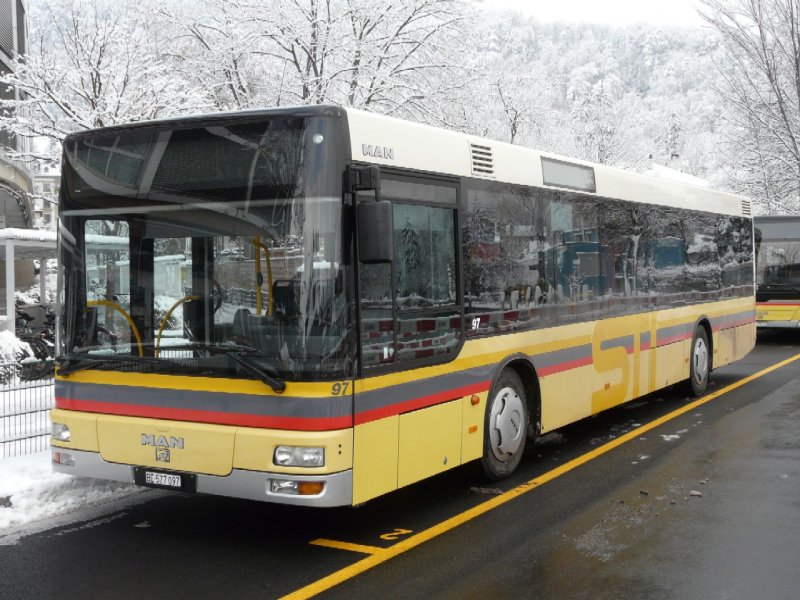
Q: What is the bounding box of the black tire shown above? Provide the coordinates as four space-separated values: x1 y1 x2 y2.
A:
481 369 529 480
684 326 710 396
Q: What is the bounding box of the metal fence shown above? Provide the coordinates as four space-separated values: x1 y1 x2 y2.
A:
0 360 55 459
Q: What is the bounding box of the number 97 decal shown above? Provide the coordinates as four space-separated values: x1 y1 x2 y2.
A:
331 382 351 396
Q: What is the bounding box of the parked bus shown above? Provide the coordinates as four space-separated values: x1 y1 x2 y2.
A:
755 214 800 329
51 106 756 507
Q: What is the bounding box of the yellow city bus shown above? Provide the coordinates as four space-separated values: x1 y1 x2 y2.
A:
755 215 800 329
51 106 756 506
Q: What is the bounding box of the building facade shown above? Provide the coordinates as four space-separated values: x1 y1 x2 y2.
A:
0 0 37 323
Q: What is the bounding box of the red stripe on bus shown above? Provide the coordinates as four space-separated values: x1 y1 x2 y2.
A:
712 317 756 332
355 381 490 425
54 397 352 431
537 356 593 377
656 333 691 347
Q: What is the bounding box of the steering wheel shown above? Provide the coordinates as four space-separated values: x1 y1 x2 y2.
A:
212 279 224 314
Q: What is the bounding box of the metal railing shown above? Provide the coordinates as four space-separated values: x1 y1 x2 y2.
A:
0 360 55 459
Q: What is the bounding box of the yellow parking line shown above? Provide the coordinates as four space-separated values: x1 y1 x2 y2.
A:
282 352 800 600
310 539 385 555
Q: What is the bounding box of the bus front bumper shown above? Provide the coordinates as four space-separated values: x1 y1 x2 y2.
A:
51 447 353 507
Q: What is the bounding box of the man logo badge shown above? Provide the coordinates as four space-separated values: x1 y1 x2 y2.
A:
141 434 184 463
361 144 394 160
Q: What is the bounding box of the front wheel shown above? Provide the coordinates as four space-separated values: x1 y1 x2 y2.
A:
481 369 529 480
685 326 710 396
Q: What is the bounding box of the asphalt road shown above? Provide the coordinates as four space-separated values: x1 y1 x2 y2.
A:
1 331 798 600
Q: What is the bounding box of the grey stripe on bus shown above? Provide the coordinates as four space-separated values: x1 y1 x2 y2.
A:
655 322 694 343
711 310 755 329
55 381 352 420
57 313 753 421
354 364 496 414
600 336 634 351
531 344 592 371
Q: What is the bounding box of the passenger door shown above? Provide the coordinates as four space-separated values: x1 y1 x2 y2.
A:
357 175 462 372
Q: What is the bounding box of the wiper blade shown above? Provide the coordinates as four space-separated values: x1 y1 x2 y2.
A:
56 353 174 377
166 344 286 393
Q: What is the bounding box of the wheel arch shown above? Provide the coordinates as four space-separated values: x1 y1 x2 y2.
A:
694 316 714 371
492 353 541 438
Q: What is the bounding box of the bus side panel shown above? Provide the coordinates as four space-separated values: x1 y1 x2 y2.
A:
539 368 595 433
653 340 690 390
398 400 462 488
713 321 756 369
352 416 399 504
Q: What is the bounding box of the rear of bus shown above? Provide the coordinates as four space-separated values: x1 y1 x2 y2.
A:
755 215 800 329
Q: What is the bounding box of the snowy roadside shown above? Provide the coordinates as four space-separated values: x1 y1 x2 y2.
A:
0 452 142 533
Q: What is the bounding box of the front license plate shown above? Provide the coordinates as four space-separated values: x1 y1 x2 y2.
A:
133 467 197 492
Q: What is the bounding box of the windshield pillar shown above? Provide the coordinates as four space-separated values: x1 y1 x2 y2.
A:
130 221 154 355
188 238 215 346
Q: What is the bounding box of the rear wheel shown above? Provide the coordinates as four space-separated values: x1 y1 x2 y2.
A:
685 326 710 396
481 369 529 480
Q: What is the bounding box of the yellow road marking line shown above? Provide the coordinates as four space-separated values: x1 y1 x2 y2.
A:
282 352 800 600
309 539 385 555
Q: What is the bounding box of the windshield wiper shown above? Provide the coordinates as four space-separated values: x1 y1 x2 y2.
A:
165 344 286 393
56 353 182 377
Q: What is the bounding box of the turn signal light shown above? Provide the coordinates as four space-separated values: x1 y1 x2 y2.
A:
298 481 324 496
52 451 75 466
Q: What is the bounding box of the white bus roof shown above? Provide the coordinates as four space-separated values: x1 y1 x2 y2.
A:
344 107 750 218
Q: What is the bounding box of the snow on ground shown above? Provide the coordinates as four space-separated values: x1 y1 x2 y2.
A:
0 452 140 532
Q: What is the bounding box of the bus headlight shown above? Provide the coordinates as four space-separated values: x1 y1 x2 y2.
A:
52 422 71 442
273 446 325 467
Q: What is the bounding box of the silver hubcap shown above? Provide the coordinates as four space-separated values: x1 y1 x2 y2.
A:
692 337 709 385
489 386 525 461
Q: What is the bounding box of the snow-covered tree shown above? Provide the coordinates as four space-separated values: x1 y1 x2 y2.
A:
0 0 209 162
700 0 800 214
166 0 473 122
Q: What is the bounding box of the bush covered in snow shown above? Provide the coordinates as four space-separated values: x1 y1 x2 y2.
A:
0 331 34 383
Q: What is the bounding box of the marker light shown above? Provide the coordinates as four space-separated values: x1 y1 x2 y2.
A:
52 422 71 442
273 446 325 467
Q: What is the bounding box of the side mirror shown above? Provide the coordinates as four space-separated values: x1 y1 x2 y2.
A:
358 200 393 264
348 164 393 264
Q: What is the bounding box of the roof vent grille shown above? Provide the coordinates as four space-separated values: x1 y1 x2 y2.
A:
470 143 494 177
741 199 752 217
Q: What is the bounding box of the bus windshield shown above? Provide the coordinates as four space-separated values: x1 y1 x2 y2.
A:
57 114 353 381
